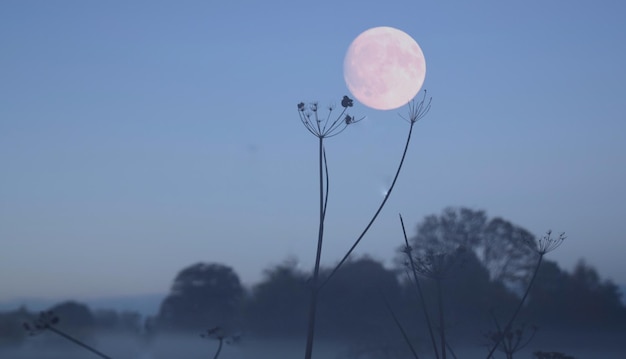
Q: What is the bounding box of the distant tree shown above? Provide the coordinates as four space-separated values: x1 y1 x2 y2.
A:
244 258 308 338
0 306 32 347
441 249 518 332
32 301 97 346
158 262 244 331
94 309 119 331
523 259 569 325
318 256 402 342
47 301 95 330
397 208 562 358
401 207 538 288
526 259 626 329
483 217 537 285
119 310 142 332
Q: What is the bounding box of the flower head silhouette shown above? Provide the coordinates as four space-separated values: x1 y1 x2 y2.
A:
298 95 362 138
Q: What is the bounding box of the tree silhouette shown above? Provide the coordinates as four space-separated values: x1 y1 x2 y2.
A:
483 217 537 286
47 301 95 334
403 207 538 288
318 256 402 342
527 259 626 329
245 259 309 337
158 262 244 331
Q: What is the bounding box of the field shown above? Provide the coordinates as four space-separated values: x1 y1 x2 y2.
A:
2 330 625 359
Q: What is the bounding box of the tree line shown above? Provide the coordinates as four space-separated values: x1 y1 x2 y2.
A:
1 207 624 349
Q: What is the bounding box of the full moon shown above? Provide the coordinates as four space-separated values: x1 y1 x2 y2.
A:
344 26 426 111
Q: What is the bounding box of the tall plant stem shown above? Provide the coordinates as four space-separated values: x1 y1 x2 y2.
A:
381 292 421 359
400 214 440 359
485 254 544 359
212 338 224 359
47 326 112 359
320 121 416 290
436 279 447 359
304 136 326 359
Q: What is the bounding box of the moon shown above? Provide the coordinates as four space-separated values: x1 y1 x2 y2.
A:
344 26 426 111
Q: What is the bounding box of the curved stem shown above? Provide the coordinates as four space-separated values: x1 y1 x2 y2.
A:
485 254 543 359
320 121 415 290
304 136 326 359
401 214 440 359
322 146 329 222
212 338 223 359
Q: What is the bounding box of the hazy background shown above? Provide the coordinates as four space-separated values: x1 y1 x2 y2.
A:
1 0 625 305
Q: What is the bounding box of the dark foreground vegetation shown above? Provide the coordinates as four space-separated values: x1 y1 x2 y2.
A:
2 208 625 358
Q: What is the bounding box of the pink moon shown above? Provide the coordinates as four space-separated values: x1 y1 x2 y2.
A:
343 27 426 111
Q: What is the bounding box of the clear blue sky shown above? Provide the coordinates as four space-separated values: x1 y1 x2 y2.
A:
1 1 625 302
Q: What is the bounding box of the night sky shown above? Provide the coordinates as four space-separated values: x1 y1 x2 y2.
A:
1 0 625 301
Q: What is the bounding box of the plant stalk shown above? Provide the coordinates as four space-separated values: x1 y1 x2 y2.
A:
436 279 447 359
400 214 440 359
213 338 223 359
304 136 326 359
320 121 415 290
381 292 421 359
485 254 543 359
47 326 112 359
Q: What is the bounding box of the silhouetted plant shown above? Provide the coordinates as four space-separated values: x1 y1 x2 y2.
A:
399 215 471 359
484 231 565 359
200 326 241 359
484 317 538 359
398 213 440 359
23 311 112 359
298 92 431 359
394 209 566 359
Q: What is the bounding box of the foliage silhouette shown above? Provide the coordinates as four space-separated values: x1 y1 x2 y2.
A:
526 258 626 329
244 258 309 337
402 207 537 289
317 256 402 342
395 209 566 359
158 262 244 331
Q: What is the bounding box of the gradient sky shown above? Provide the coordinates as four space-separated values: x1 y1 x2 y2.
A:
1 1 625 302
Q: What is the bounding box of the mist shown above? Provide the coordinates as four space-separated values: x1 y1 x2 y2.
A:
3 329 626 359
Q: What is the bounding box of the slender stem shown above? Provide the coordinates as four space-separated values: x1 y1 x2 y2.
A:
304 136 326 359
320 121 415 290
400 214 440 359
381 292 421 359
445 341 458 359
485 254 543 359
436 279 447 359
322 146 330 221
213 338 224 359
47 326 113 359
